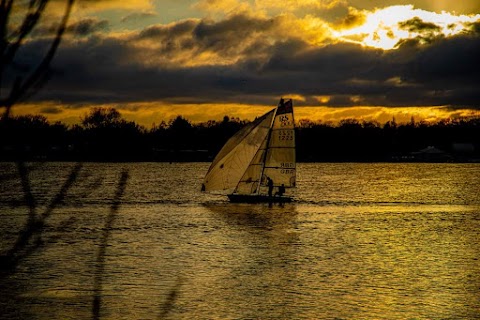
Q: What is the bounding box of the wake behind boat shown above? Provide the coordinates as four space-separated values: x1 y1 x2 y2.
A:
227 193 293 203
202 98 296 203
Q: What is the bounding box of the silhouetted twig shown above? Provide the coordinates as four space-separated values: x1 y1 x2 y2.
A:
0 0 75 118
0 162 82 276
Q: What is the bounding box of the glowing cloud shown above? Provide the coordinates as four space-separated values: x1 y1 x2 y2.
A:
74 0 153 12
333 5 480 49
255 0 346 11
194 0 251 15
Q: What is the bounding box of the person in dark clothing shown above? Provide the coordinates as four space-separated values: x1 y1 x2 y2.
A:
275 184 285 197
267 177 274 197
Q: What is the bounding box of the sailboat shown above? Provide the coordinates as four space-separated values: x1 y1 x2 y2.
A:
202 98 296 203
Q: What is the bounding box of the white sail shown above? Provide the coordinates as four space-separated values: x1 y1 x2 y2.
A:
261 99 296 192
234 130 269 194
202 109 275 192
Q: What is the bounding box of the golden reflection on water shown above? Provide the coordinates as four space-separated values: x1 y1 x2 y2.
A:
1 163 479 319
199 202 480 319
186 203 302 319
334 211 477 318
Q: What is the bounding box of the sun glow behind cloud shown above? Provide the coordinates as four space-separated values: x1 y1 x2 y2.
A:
138 2 480 70
333 5 480 49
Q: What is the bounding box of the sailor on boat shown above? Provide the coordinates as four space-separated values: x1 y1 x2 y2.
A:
275 184 285 197
267 177 274 197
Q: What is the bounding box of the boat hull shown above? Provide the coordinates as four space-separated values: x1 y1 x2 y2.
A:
227 194 293 203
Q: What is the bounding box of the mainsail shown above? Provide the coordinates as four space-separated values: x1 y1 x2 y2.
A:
202 98 296 199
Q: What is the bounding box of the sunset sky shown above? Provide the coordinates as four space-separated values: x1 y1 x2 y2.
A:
7 0 480 126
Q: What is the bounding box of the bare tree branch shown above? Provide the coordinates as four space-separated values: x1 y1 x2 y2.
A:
0 162 83 276
4 1 49 66
0 0 75 119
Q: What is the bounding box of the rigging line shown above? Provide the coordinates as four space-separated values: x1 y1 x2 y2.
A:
266 146 295 149
233 142 265 194
233 114 273 194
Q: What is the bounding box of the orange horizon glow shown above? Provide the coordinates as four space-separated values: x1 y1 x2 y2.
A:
11 102 480 128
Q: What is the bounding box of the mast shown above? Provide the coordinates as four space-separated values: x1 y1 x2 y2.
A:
255 99 281 194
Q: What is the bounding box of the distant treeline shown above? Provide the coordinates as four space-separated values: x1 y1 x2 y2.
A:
1 107 479 162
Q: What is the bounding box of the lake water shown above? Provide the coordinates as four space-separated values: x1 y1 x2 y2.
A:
0 162 479 319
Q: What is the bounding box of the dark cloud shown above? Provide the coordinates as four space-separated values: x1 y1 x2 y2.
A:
336 8 366 28
398 17 441 33
402 34 480 84
40 106 63 114
134 14 284 61
466 21 480 34
137 19 198 40
135 19 198 56
68 18 110 36
31 18 109 37
193 14 275 40
16 13 480 111
396 17 444 46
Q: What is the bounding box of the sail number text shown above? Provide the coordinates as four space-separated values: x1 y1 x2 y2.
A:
280 162 295 174
279 115 292 127
278 130 293 141
281 162 294 168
